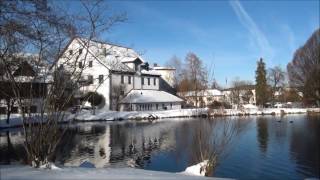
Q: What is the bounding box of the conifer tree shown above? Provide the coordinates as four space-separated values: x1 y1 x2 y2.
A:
255 58 269 107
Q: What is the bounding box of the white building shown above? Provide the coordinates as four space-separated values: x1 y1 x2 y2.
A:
151 64 176 87
178 89 224 107
58 38 183 111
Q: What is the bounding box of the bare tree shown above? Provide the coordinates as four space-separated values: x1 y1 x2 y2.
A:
166 55 183 90
230 78 253 106
0 0 126 167
184 52 208 107
190 118 249 176
287 29 320 106
268 66 285 104
111 84 126 111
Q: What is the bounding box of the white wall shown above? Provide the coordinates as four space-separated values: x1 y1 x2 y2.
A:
141 76 159 90
111 74 134 94
153 69 175 87
58 39 112 109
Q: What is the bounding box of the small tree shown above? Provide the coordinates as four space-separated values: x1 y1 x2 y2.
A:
111 84 125 111
242 90 253 104
255 58 269 107
84 92 104 115
230 78 252 106
268 66 285 104
184 52 208 107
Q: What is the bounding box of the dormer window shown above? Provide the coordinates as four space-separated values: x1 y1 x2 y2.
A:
89 61 93 67
79 48 83 54
69 50 73 55
79 61 83 68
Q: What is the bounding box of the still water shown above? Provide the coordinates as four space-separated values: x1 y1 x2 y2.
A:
0 115 319 180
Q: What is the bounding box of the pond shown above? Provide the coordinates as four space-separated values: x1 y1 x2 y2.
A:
0 115 319 180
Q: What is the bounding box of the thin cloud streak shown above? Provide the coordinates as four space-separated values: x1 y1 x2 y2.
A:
230 0 274 63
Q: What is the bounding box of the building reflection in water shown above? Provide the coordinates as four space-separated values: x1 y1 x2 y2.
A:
0 116 319 179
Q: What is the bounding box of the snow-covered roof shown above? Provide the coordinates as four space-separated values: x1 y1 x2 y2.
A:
121 90 183 104
206 89 223 96
141 69 161 76
180 89 223 97
102 55 135 73
152 66 175 70
120 57 143 63
76 38 142 72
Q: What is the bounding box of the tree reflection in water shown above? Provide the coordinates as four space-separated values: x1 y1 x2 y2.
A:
257 117 269 154
1 116 319 179
189 117 250 176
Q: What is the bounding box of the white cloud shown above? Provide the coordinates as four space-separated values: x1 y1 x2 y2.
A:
281 24 296 54
230 0 274 64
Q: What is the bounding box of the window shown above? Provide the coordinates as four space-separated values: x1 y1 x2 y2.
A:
170 103 172 109
79 62 83 68
141 77 144 85
79 48 83 54
128 76 131 84
103 48 107 56
120 90 124 95
156 104 158 110
99 75 104 83
154 78 156 85
69 50 73 55
148 78 150 85
89 61 93 67
121 75 124 84
88 75 93 84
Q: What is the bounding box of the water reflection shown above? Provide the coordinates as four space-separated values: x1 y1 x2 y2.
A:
0 115 319 179
289 115 320 177
257 117 269 154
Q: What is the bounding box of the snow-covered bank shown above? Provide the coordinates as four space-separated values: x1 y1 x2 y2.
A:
210 108 320 116
0 165 230 180
1 108 319 129
183 160 209 176
73 108 209 121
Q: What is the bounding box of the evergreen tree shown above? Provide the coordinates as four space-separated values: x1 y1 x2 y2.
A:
255 58 269 107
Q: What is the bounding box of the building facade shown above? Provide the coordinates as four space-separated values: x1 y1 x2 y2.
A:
58 38 183 111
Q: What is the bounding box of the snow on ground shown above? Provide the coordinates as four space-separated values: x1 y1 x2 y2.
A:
183 160 208 176
1 108 319 129
210 108 320 116
73 108 209 121
0 165 231 180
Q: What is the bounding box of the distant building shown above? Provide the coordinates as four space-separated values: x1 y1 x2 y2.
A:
151 64 176 94
0 55 49 114
178 89 224 107
58 37 183 111
222 85 256 106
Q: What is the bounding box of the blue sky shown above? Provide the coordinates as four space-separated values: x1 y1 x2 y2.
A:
102 0 319 87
